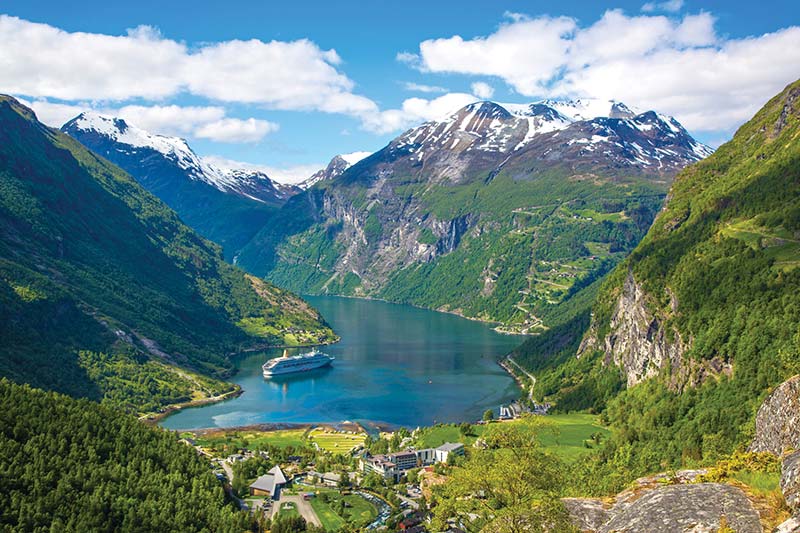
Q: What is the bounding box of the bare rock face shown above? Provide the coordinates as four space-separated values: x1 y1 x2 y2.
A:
595 271 686 387
566 482 763 533
774 515 800 533
749 375 800 455
562 498 610 532
782 450 800 515
599 484 762 533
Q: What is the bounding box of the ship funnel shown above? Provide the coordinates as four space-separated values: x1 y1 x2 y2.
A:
282 349 288 358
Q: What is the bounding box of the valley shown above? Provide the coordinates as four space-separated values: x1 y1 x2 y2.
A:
0 4 798 530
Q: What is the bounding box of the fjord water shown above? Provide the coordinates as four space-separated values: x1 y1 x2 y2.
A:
161 296 523 429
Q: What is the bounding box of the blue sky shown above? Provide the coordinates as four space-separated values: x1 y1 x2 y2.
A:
1 0 798 181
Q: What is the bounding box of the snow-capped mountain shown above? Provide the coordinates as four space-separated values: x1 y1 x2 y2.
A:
62 112 299 257
62 112 296 203
390 99 712 174
237 96 713 321
299 151 373 189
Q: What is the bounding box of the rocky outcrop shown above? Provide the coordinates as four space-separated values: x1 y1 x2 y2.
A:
588 271 687 387
781 450 800 515
566 476 763 533
600 484 761 533
774 516 800 533
749 375 800 455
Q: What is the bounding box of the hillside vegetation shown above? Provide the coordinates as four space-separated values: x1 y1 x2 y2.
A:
518 79 800 479
0 379 253 532
0 96 336 411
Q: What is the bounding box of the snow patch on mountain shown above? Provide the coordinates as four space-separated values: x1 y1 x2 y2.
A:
340 151 372 166
392 98 712 168
65 112 295 201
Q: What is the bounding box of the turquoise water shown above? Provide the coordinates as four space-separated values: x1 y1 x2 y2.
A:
160 296 523 429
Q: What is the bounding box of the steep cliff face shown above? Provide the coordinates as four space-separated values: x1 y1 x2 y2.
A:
782 450 800 515
582 271 686 386
750 375 800 455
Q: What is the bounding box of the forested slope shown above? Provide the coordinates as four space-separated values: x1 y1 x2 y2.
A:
0 379 253 532
0 96 335 411
517 79 800 476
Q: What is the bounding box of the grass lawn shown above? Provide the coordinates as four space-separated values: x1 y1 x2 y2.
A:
309 495 346 531
527 413 610 461
416 424 484 448
308 490 377 530
191 428 309 455
276 502 301 520
308 428 367 453
415 414 609 462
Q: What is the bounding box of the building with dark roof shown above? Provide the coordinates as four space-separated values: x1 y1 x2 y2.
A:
248 465 287 499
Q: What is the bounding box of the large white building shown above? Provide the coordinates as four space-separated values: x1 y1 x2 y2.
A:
360 442 465 481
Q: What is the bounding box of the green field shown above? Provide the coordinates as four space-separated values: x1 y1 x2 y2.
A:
308 491 377 531
185 427 366 457
189 428 309 455
415 414 610 462
530 414 610 460
720 218 800 269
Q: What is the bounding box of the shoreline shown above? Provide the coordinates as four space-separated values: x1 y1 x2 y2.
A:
305 292 536 337
139 387 243 425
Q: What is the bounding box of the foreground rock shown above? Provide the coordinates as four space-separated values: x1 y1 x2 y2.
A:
782 450 800 516
774 515 800 532
565 471 763 533
750 375 800 455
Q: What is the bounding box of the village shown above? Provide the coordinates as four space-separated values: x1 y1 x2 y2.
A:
177 423 471 532
170 392 593 533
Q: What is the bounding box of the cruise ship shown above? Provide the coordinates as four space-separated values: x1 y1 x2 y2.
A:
262 348 334 377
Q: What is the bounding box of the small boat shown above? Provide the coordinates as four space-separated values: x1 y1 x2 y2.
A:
262 348 334 377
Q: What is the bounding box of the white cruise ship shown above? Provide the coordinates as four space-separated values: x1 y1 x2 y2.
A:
262 348 334 377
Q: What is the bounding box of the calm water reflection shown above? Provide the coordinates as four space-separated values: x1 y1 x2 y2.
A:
161 296 523 429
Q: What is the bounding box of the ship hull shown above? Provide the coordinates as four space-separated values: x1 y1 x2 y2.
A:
262 355 334 377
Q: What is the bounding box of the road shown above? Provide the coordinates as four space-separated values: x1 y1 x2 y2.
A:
220 460 246 509
505 356 537 402
271 494 322 527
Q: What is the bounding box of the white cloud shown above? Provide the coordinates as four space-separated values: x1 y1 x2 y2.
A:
114 105 225 136
19 98 276 143
405 10 800 132
18 99 88 128
409 15 576 94
362 92 478 134
194 118 278 143
403 82 447 93
0 15 377 119
471 82 494 99
642 0 684 13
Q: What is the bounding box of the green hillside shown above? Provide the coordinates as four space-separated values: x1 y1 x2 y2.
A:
518 80 800 476
0 96 336 411
0 378 252 532
240 162 666 334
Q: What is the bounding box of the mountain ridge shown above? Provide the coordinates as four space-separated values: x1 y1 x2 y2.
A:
62 112 301 257
237 97 711 332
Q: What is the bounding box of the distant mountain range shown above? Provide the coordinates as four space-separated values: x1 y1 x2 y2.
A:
60 97 712 331
62 113 300 257
235 98 712 331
